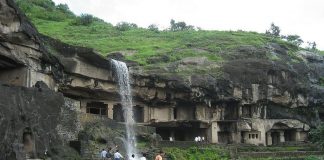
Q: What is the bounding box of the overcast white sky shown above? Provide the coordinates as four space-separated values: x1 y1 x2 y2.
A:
52 0 324 50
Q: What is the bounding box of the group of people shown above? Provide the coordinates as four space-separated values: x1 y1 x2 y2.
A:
194 136 205 143
101 148 165 160
100 147 124 160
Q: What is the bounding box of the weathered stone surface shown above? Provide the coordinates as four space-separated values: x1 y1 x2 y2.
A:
0 84 64 159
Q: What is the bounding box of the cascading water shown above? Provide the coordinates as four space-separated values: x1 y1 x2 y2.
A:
111 59 138 159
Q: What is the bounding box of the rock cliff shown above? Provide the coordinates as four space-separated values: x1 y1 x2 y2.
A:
1 0 324 159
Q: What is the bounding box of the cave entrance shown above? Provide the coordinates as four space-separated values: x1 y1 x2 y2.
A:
133 105 144 123
156 127 207 141
23 127 35 158
0 65 27 86
113 104 124 122
218 131 233 144
271 132 280 145
69 141 81 154
86 102 107 116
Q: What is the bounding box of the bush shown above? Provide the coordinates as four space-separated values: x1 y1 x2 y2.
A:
115 22 138 31
266 23 281 37
170 19 195 31
71 14 94 26
309 123 324 149
148 24 159 32
283 34 303 47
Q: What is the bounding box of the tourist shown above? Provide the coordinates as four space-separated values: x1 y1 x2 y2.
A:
197 136 201 142
139 153 147 160
114 149 123 160
194 136 198 142
155 150 164 160
106 147 113 160
100 149 108 160
202 136 205 143
169 136 173 142
129 154 136 160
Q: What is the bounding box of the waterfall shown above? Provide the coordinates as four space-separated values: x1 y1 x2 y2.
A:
111 59 138 159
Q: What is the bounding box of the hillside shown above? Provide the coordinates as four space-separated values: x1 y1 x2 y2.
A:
15 0 322 67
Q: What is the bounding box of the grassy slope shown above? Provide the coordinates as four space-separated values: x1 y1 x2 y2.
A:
16 0 321 66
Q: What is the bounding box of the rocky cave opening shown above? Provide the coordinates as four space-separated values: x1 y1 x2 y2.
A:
86 101 108 116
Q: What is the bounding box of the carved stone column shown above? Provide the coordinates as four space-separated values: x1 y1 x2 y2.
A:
279 131 285 143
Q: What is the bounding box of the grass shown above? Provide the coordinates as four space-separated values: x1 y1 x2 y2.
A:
16 0 307 67
164 147 230 160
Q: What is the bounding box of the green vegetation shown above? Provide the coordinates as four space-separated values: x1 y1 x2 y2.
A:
310 123 324 149
15 0 303 67
320 77 324 86
164 147 230 160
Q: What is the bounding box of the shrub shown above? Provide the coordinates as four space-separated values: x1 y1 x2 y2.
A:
170 19 195 31
71 14 94 26
309 123 324 149
115 22 138 31
266 23 281 37
148 24 159 32
282 34 304 47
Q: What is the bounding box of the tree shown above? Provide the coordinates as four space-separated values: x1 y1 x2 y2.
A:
115 22 138 31
169 19 195 31
148 24 159 32
284 35 304 47
79 14 94 26
310 124 324 149
266 23 281 37
56 4 73 15
307 41 317 51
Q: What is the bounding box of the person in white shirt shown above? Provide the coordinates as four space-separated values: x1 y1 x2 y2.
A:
139 153 147 160
114 150 123 160
197 136 201 142
202 136 205 143
129 154 136 160
100 149 108 160
194 137 198 142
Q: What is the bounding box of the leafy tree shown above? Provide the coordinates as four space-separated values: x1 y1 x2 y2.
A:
310 124 324 149
71 14 94 26
283 35 304 47
116 22 138 31
307 41 317 51
170 19 195 31
56 4 73 15
148 24 159 32
79 14 94 25
266 23 281 37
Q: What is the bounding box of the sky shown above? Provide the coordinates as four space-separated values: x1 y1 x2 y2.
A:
52 0 324 50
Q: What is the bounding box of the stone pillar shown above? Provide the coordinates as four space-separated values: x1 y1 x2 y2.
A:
80 100 87 113
210 122 219 143
266 132 272 146
107 103 114 119
295 130 301 142
279 131 285 143
170 130 175 140
232 132 241 144
238 105 242 118
143 105 149 123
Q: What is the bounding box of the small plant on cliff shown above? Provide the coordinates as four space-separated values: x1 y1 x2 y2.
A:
282 34 304 47
319 77 324 86
266 23 281 38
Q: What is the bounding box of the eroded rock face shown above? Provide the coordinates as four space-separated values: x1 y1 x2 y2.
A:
0 84 64 159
